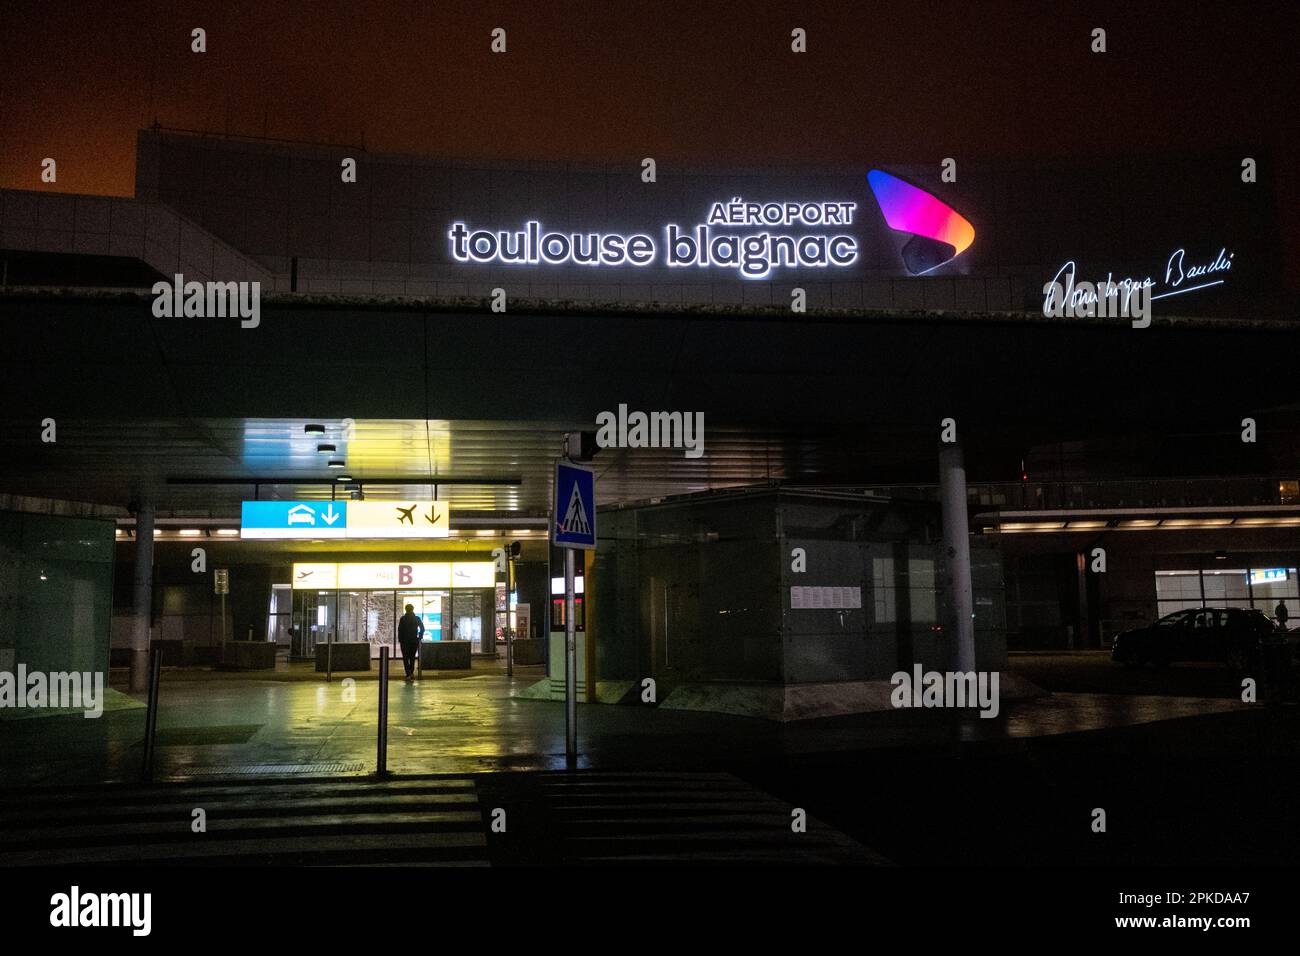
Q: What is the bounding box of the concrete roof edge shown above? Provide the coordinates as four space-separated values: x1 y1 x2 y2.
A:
1 286 1292 330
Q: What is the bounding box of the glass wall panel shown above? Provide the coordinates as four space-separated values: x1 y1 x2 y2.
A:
1247 567 1299 622
338 589 395 658
1202 569 1250 608
452 590 484 652
871 556 939 624
0 511 114 675
1155 567 1300 623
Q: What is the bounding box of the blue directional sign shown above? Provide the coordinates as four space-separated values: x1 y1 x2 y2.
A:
1249 567 1289 586
241 501 348 539
553 461 596 549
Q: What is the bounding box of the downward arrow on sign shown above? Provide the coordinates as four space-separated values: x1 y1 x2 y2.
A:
322 505 341 526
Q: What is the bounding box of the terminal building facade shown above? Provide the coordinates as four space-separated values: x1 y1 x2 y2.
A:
0 128 1296 715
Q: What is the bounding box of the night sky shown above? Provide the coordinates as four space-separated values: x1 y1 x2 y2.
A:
2 0 1296 285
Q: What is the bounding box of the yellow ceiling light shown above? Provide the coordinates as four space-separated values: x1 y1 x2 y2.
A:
999 521 1067 532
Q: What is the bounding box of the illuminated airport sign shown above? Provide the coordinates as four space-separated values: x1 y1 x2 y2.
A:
338 562 450 589
346 501 449 538
241 501 450 539
451 563 496 588
241 501 347 539
292 561 493 590
291 562 338 588
1249 568 1288 586
866 169 975 275
449 198 861 280
449 171 980 280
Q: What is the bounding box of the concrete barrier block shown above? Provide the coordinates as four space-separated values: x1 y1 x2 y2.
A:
511 639 545 665
315 642 371 672
420 640 471 670
222 641 277 671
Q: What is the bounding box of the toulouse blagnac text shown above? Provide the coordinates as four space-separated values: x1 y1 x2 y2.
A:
448 199 860 279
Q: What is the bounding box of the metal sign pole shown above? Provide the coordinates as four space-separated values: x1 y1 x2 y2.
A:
140 646 163 782
506 551 515 678
555 445 594 768
377 646 390 775
326 589 335 682
565 546 577 764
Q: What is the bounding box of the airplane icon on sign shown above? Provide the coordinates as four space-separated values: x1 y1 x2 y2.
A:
396 505 417 525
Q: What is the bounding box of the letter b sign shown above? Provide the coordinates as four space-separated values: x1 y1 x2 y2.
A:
398 565 413 586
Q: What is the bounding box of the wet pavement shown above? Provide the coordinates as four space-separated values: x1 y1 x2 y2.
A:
0 657 1261 788
1008 649 1277 699
2 655 1295 866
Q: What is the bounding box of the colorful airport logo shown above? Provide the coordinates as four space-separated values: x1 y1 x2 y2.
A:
867 169 975 275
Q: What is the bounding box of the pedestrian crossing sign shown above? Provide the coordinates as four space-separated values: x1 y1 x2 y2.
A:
553 461 596 549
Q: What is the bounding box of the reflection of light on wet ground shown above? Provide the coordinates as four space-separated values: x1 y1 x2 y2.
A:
953 693 1247 743
0 673 1259 787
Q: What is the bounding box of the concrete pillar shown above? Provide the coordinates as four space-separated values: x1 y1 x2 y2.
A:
129 503 155 693
939 443 976 672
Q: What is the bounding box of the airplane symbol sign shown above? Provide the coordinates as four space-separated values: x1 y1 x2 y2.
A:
348 501 450 538
240 500 449 539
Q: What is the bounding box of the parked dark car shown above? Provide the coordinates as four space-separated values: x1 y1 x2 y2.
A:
1283 624 1300 665
1111 607 1279 669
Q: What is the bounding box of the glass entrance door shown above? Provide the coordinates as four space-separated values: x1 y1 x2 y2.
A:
338 589 396 659
292 588 483 659
396 590 450 644
451 589 495 654
291 590 337 660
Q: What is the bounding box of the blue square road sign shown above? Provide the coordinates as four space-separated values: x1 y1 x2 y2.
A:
553 461 596 549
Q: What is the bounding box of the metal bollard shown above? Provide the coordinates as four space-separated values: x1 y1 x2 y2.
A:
376 646 390 775
140 645 163 782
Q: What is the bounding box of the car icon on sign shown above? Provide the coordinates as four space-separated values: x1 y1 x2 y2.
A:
287 505 316 525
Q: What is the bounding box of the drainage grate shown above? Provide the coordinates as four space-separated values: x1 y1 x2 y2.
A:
168 762 367 777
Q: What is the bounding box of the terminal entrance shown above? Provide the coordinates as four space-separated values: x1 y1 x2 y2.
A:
287 560 498 660
291 589 494 659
